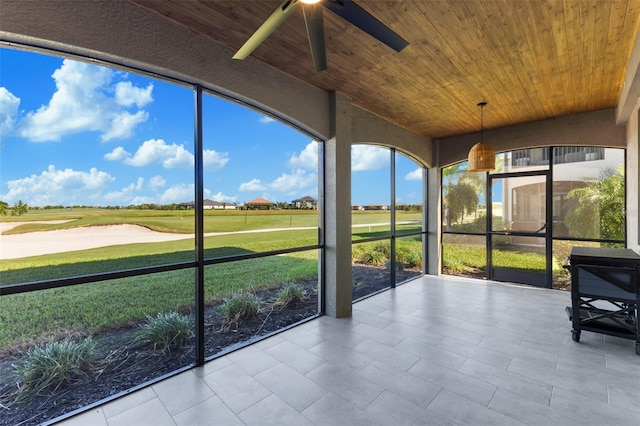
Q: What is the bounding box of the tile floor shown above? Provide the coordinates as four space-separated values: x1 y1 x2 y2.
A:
58 275 640 425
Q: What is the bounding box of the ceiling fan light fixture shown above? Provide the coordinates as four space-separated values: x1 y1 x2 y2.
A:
233 0 408 70
468 102 495 172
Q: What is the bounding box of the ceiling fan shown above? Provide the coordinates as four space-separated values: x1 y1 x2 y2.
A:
232 0 409 72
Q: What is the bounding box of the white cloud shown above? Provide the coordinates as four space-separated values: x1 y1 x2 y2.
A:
101 110 149 141
104 146 130 161
133 177 144 191
259 115 275 124
288 141 318 170
271 169 317 195
0 87 20 136
117 139 229 171
124 139 192 168
17 59 151 142
240 169 317 196
148 175 166 189
239 178 267 192
128 196 156 205
203 149 230 171
210 191 237 203
404 168 423 181
102 177 145 204
115 81 153 108
351 145 389 171
160 183 194 204
1 164 115 206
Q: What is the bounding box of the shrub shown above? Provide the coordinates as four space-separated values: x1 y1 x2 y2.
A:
221 292 260 325
137 311 194 352
355 242 390 266
275 283 307 308
15 337 101 397
395 242 422 268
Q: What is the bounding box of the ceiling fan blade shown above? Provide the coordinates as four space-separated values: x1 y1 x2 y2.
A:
323 0 408 52
233 0 300 60
303 5 327 71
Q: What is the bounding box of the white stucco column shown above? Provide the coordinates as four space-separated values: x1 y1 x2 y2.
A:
323 92 353 317
626 101 639 252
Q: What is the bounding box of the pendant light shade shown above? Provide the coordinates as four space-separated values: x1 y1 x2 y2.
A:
468 102 495 172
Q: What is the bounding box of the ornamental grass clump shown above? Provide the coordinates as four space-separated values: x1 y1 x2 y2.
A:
395 242 422 269
275 283 307 308
221 292 260 325
15 337 101 398
360 244 389 266
137 311 194 352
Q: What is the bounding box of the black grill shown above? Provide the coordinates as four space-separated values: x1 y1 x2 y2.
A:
565 247 640 355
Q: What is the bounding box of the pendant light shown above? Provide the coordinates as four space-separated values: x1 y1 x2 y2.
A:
467 101 495 172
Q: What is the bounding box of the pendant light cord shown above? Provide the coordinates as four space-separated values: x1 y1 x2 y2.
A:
478 101 487 141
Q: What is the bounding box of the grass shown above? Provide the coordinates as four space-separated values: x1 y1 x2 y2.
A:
0 209 412 350
1 207 420 237
137 312 194 352
442 242 571 285
14 337 101 398
275 283 307 308
1 207 324 235
221 292 261 325
0 250 318 350
352 239 422 269
0 229 318 284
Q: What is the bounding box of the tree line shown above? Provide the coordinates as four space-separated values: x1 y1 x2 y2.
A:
0 200 28 216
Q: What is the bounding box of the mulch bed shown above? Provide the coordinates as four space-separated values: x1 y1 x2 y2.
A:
0 265 420 426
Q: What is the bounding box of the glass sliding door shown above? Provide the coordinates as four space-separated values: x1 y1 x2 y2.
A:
488 171 551 287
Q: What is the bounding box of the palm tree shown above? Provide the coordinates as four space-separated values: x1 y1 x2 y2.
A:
565 167 624 241
442 162 484 230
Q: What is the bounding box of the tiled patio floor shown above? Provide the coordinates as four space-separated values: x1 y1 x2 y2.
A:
58 275 640 425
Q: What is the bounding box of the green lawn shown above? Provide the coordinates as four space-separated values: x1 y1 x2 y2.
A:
1 250 318 349
442 243 569 279
1 207 321 235
0 227 320 348
0 208 424 350
2 208 422 235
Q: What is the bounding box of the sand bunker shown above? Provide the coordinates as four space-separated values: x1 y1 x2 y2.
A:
0 222 319 260
0 223 190 260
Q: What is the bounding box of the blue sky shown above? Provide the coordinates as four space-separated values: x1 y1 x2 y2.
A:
0 48 423 207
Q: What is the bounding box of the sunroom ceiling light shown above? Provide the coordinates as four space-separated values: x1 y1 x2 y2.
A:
468 101 495 172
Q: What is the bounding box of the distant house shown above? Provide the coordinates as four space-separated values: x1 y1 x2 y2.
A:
244 197 277 210
188 199 237 210
352 204 365 211
365 204 389 211
292 196 317 209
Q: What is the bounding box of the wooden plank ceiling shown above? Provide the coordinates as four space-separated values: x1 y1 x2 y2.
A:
129 0 640 139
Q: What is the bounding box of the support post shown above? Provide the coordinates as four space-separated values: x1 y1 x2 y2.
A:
324 92 352 317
